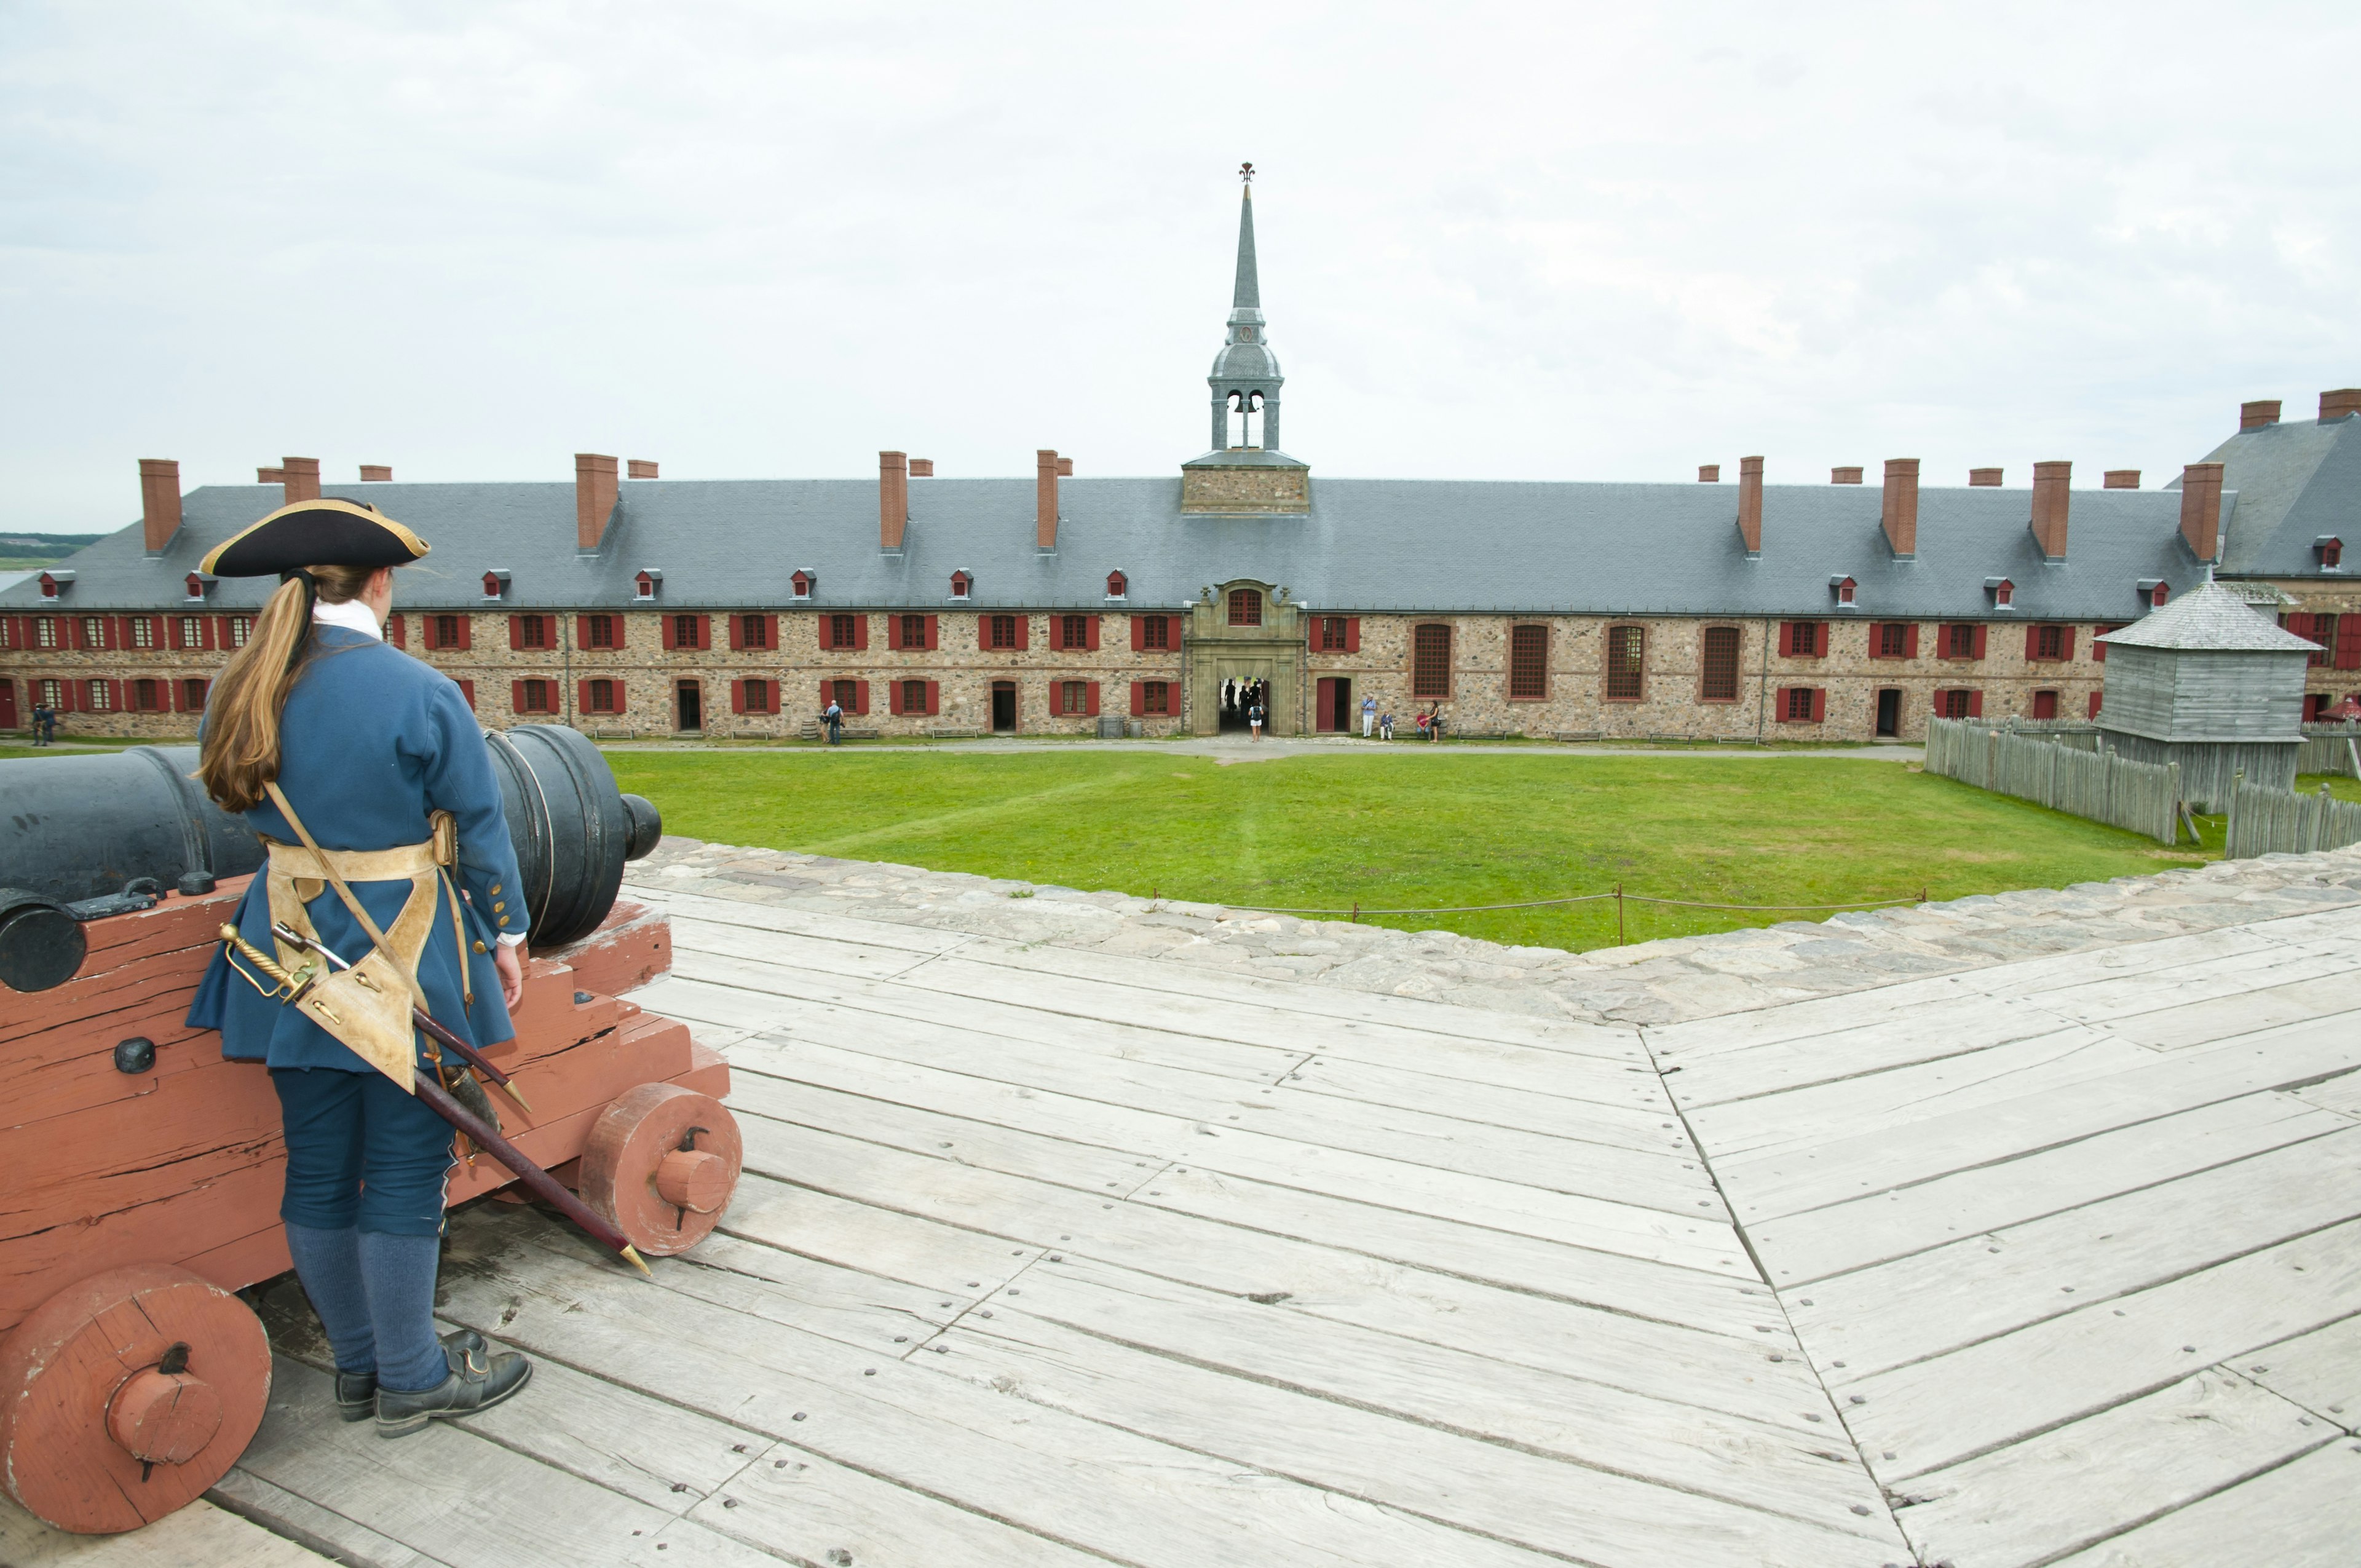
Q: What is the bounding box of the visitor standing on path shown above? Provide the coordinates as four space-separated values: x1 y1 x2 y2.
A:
823 699 844 745
1426 703 1446 742
31 701 53 745
1248 696 1265 739
1360 694 1376 737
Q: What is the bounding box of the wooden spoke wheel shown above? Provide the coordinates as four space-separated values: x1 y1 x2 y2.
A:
578 1083 742 1257
0 1264 270 1534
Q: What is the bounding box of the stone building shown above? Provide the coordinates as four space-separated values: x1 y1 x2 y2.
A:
2 179 2347 744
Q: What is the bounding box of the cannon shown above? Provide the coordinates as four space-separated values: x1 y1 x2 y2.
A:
0 726 664 991
0 727 738 1535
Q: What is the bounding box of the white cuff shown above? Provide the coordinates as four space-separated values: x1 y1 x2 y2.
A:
496 931 528 948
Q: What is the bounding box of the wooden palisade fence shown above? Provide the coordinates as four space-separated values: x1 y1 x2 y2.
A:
2225 777 2361 860
1925 717 2180 844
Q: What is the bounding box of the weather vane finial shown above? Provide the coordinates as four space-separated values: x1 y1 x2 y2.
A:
1239 161 1255 184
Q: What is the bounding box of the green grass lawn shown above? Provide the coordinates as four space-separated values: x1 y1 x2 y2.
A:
604 751 2211 952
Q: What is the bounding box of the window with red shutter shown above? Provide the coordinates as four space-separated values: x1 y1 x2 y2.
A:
900 678 925 715
129 678 159 712
430 614 459 650
583 614 617 649
989 614 1018 649
1145 681 1169 715
745 614 772 650
1782 686 1819 722
2088 691 2104 718
1509 625 1548 699
180 678 210 712
1145 616 1171 651
1059 680 1089 716
2032 689 2058 719
1228 589 1263 627
1061 614 1088 651
898 614 926 650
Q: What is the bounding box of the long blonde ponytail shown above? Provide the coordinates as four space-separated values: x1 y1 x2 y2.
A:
199 563 378 812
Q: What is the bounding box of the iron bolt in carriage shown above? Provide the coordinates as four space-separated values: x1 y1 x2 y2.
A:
0 728 741 1534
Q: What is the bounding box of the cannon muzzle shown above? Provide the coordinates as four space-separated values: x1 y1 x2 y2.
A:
0 726 661 990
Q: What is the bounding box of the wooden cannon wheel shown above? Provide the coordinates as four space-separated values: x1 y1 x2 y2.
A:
0 1264 271 1534
577 1083 742 1257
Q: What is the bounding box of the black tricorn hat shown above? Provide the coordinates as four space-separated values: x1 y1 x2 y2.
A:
200 499 430 577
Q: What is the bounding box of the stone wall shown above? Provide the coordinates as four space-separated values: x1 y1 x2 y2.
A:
2 603 2117 741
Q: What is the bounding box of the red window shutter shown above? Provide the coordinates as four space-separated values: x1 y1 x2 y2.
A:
819 678 833 707
888 681 903 716
852 615 868 652
1130 616 1144 652
507 616 522 651
1014 616 1030 651
457 679 475 710
510 680 526 713
1812 688 1827 723
925 680 939 715
1085 681 1099 716
729 616 746 652
978 616 991 651
387 614 406 649
2088 691 2103 718
2339 617 2361 671
1904 624 1920 659
2060 627 2076 661
1774 686 1790 719
695 614 711 651
611 680 624 711
1086 616 1101 652
661 617 678 651
578 679 594 713
726 679 742 715
1345 617 1361 653
1971 625 1987 659
451 617 469 651
924 615 938 651
2025 625 2041 660
1778 622 1794 657
1967 690 1983 718
886 616 901 651
853 680 869 715
1131 680 1146 716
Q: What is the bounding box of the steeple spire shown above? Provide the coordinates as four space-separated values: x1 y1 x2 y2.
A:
1232 167 1260 312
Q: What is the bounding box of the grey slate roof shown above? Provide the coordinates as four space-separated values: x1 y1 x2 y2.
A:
2193 413 2361 579
2 472 2217 622
2094 579 2321 652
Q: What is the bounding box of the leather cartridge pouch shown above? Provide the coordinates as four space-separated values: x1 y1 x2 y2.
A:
263 783 441 1095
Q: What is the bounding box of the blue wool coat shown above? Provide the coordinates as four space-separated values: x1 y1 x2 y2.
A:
186 624 526 1072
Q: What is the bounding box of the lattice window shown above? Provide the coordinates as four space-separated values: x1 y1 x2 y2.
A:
900 614 927 649
520 615 548 649
1060 681 1089 715
989 614 1018 649
1784 687 1815 721
1144 681 1169 715
676 614 704 649
1143 617 1169 650
1228 589 1263 627
430 615 458 649
1604 625 1645 701
1701 626 1740 702
181 678 209 711
1320 616 1348 651
1877 622 1908 657
130 618 154 649
741 615 770 650
1939 689 1973 718
586 679 616 713
831 679 858 709
586 616 616 649
85 679 113 712
2035 624 2065 660
130 679 159 711
1509 625 1548 699
902 679 927 714
36 617 58 649
1413 624 1452 698
1062 614 1089 649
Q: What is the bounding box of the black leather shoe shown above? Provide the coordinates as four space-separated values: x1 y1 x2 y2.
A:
371 1332 517 1437
334 1329 486 1422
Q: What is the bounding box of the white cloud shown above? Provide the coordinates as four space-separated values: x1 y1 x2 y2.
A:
3 0 2357 528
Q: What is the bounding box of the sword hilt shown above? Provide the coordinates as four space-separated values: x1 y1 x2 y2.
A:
219 923 309 998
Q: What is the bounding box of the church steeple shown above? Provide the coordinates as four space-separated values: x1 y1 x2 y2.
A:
1182 164 1309 514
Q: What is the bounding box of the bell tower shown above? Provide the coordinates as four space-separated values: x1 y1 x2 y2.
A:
1182 164 1311 514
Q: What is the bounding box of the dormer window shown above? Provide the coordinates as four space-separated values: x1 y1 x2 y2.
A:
38 571 71 600
482 569 512 600
635 569 662 601
2137 578 2169 609
184 572 213 602
950 570 972 601
2318 536 2344 570
1985 577 2015 610
1105 569 1128 600
790 569 814 601
1828 575 1857 608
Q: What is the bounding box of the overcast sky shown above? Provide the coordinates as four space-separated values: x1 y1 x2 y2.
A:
5 2 2357 533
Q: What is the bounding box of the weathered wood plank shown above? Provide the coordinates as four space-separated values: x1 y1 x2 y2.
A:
1790 1129 2361 1377
722 1167 1047 1298
1842 1219 2361 1479
986 1251 1882 1524
2296 1066 2361 1120
0 1494 334 1567
1891 1371 2329 1568
212 1470 449 1568
1653 993 2092 1109
434 1239 1569 1568
2238 1313 2361 1430
1716 1025 2361 1223
623 884 979 956
1746 1093 2351 1285
234 1357 778 1566
2041 1442 2361 1567
936 1306 1908 1567
667 915 947 982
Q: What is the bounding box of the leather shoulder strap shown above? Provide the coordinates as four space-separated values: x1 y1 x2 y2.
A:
264 779 424 1003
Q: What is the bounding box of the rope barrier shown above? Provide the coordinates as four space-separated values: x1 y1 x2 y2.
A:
1226 885 1929 918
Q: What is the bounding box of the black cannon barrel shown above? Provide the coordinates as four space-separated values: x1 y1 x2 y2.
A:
0 728 660 987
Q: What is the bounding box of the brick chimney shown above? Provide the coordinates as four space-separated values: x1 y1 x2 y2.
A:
282 457 321 504
1880 459 1919 559
627 459 658 480
2241 399 2281 432
2030 461 2071 560
2322 389 2361 424
1056 457 1074 477
1698 464 1720 483
138 459 181 554
1968 467 2003 486
1831 466 1864 485
2103 470 2140 489
575 453 619 552
879 451 909 551
1736 456 1763 555
2180 462 2225 561
1037 449 1059 551
358 464 392 481
909 459 934 477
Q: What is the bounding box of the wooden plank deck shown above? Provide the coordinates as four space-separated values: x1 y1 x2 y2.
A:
66 874 2349 1567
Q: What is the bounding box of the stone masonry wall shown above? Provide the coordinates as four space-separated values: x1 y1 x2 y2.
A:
3 604 2113 741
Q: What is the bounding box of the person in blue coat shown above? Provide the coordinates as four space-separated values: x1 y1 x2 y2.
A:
184 498 534 1436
